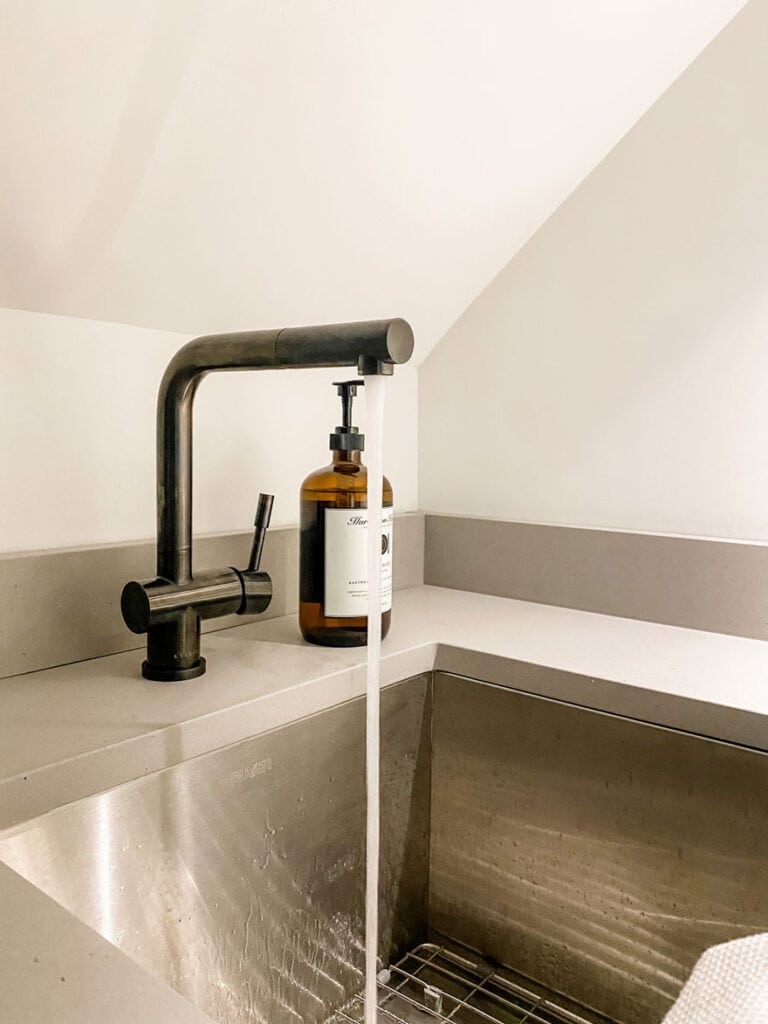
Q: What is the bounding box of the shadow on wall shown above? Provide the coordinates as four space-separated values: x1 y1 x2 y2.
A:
4 0 204 310
419 0 768 541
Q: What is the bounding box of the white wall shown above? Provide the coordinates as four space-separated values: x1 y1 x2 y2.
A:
0 308 417 552
0 0 746 361
1 4 755 554
419 0 768 542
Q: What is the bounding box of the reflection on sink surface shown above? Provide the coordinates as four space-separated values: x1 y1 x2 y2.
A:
0 676 431 1024
1 672 767 1024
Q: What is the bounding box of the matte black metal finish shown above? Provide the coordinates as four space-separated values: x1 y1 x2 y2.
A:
274 319 413 373
144 606 205 681
122 570 244 634
233 569 272 616
330 379 366 451
246 493 274 573
121 318 414 680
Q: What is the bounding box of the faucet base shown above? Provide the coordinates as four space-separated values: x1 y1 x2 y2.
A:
141 658 206 682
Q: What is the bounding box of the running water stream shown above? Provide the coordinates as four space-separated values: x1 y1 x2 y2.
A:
363 373 387 1024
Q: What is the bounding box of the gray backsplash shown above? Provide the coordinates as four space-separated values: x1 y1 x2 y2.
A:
4 509 765 681
0 513 424 680
425 514 768 641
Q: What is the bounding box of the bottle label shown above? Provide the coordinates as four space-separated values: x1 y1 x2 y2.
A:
324 507 393 618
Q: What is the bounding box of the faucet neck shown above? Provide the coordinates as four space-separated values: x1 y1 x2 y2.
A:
155 330 280 584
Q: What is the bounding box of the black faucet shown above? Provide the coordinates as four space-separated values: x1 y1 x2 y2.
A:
121 318 414 681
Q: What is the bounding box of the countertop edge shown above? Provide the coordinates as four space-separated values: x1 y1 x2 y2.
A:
3 585 768 832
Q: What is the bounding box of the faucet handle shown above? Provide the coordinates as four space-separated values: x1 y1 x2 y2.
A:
247 493 274 572
233 493 274 618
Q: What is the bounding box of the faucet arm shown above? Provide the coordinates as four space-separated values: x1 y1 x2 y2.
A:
274 318 414 372
156 319 413 585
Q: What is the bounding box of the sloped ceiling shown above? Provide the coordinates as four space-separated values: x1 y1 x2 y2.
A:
0 0 747 361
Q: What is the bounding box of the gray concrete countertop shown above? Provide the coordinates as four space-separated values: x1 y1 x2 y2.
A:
3 585 768 834
2 584 768 1022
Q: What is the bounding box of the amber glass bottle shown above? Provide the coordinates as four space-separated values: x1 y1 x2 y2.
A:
299 381 393 646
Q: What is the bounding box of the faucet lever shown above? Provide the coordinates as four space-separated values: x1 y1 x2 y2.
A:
233 493 274 617
247 493 274 572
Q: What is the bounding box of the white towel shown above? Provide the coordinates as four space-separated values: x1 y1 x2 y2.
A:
662 933 768 1024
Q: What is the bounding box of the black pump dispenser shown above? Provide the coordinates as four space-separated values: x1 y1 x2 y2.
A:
330 380 365 452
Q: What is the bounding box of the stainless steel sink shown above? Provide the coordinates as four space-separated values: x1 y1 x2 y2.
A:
1 672 767 1024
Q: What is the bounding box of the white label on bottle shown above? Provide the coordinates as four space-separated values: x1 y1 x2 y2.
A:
324 507 393 618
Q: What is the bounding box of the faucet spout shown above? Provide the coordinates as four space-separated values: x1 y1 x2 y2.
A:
123 318 414 681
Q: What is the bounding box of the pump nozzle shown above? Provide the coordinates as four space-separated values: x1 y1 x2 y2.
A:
330 380 365 451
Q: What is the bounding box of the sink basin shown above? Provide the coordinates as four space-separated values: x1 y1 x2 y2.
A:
1 672 766 1024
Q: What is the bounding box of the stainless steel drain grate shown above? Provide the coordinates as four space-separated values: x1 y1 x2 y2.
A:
328 941 616 1024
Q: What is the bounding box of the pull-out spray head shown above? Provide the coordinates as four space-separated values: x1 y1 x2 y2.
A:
330 379 365 452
